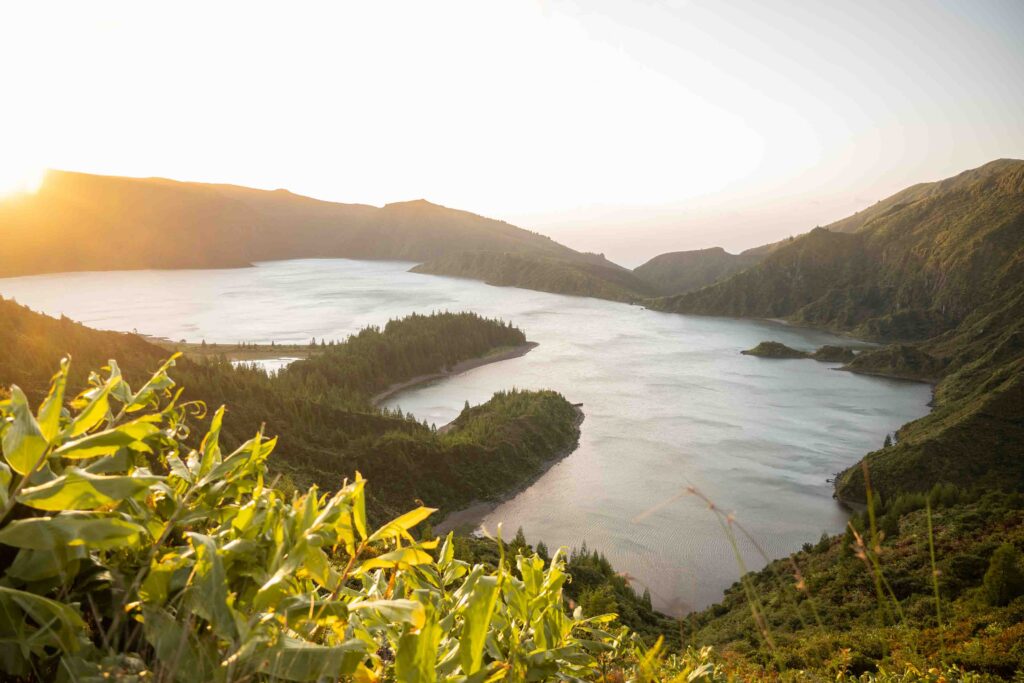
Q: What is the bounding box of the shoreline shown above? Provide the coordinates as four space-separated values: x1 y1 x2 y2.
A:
371 342 539 405
835 365 939 385
146 336 316 363
435 404 585 535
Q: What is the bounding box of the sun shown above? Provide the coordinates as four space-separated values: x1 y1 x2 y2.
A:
0 164 45 199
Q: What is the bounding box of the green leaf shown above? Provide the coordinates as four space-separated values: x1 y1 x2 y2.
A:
69 370 121 436
367 505 436 543
352 472 367 540
460 575 500 675
0 514 146 550
6 545 87 582
142 606 221 683
139 553 188 605
349 599 426 629
258 637 366 682
0 461 11 510
253 559 301 611
357 546 434 572
124 354 178 412
36 358 69 442
278 595 349 628
438 531 455 570
2 386 48 475
17 467 161 511
51 418 160 460
206 434 276 484
302 544 334 588
394 601 442 683
185 533 238 640
198 406 225 477
0 586 86 654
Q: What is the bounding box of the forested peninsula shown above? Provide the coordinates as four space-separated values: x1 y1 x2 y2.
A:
0 301 580 520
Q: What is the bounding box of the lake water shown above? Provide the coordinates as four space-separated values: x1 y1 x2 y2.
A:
0 259 932 614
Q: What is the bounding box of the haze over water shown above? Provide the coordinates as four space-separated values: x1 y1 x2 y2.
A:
0 259 932 613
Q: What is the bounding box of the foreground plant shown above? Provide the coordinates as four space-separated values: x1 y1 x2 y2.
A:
0 356 717 682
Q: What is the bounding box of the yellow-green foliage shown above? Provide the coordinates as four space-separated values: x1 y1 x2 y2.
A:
0 357 699 681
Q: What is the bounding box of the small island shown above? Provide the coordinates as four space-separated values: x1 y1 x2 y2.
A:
742 341 859 362
740 341 809 358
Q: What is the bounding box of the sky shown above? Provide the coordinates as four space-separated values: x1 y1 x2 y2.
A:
1 0 1022 266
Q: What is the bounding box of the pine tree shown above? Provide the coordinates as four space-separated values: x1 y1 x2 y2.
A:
884 434 892 448
536 541 550 563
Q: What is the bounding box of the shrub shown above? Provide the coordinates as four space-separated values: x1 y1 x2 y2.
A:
983 543 1024 606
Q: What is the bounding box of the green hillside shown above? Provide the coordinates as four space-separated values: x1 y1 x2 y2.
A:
633 246 762 296
412 250 656 302
652 159 1024 342
686 487 1024 676
615 160 1024 678
641 160 1024 504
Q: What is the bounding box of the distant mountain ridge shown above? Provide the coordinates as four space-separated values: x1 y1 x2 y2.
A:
412 251 656 302
0 168 772 301
651 159 1024 341
0 170 583 277
632 246 762 296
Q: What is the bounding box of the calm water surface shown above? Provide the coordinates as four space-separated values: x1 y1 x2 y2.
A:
0 259 932 613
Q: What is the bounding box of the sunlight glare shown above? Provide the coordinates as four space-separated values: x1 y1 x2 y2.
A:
0 164 44 199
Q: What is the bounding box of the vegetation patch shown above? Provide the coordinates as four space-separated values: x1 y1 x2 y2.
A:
740 341 809 359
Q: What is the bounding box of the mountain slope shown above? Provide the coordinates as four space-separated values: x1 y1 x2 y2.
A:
0 170 582 277
647 159 1024 502
633 246 762 296
834 277 1024 501
651 159 1024 342
412 251 656 302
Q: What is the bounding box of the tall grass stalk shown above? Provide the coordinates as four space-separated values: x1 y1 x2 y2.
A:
856 462 909 630
684 488 781 667
925 498 944 661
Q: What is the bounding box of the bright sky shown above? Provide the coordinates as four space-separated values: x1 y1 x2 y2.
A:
2 0 1022 265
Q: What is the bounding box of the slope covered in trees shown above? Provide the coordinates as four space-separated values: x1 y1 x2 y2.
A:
633 246 762 296
0 299 579 519
640 160 1024 501
651 160 1024 675
0 171 585 277
277 312 527 405
651 159 1024 342
412 251 656 302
